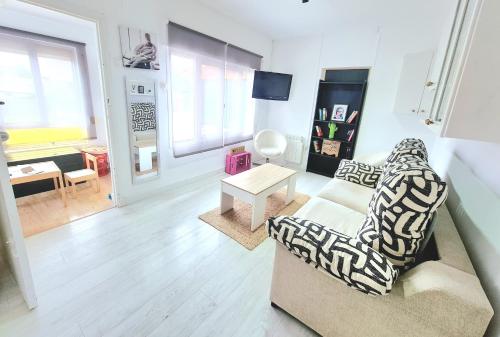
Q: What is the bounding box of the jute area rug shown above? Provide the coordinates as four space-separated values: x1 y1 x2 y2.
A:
199 189 310 250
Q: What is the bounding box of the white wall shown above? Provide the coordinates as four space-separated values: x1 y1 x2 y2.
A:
266 2 456 166
430 139 500 337
15 0 273 204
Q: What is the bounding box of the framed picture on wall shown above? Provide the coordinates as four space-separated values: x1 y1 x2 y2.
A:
331 104 348 122
119 26 160 70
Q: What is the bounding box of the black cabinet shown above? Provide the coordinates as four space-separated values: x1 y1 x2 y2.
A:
306 69 369 177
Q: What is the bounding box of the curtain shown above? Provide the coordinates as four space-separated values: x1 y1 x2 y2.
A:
224 44 261 145
168 23 262 157
0 27 95 145
168 23 226 157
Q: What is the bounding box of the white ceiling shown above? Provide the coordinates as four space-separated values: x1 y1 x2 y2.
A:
196 0 456 40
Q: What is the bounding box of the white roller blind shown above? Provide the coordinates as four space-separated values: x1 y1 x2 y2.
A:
224 45 261 145
168 23 226 157
168 23 263 157
0 27 95 139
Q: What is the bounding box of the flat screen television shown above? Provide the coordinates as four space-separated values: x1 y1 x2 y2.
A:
252 71 292 101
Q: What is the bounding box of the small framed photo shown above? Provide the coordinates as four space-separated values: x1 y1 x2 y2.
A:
331 104 348 122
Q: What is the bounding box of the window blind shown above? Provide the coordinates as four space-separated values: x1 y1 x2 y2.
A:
0 27 95 144
168 22 226 157
224 45 261 145
168 22 263 157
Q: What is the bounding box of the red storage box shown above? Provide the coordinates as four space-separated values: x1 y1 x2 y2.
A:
81 146 110 177
225 151 251 175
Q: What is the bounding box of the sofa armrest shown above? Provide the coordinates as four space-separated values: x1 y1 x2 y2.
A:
266 216 399 296
353 151 390 167
402 261 494 336
334 159 383 188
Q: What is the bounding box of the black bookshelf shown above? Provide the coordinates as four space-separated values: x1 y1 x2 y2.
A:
306 69 369 177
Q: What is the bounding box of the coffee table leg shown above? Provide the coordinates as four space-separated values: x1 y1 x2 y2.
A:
251 196 266 231
286 175 297 204
220 190 234 214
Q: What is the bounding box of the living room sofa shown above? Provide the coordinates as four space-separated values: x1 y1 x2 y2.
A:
266 143 494 337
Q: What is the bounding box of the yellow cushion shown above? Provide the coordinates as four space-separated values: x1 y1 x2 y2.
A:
5 128 88 146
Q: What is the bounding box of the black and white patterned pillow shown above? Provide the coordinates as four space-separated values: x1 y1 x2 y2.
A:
266 216 399 296
334 159 383 189
357 156 448 269
383 138 428 171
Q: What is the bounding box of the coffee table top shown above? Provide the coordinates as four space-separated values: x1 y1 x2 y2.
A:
8 161 62 185
222 163 296 195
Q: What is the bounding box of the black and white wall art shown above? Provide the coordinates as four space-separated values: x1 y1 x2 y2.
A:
119 26 160 70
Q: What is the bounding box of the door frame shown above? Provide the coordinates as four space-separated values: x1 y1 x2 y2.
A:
17 0 120 205
0 151 37 309
0 1 120 309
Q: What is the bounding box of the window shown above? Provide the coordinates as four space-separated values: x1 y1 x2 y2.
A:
225 44 261 145
0 27 94 146
168 23 262 157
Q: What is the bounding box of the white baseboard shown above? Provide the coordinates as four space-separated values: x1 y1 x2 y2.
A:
118 169 225 206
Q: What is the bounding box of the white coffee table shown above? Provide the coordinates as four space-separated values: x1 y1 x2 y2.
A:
220 163 297 231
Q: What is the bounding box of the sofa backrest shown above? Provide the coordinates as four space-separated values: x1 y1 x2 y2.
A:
382 138 428 171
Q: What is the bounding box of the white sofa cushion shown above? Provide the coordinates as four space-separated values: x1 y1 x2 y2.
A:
293 197 364 237
317 178 374 214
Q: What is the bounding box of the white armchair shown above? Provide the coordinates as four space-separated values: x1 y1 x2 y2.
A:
254 129 287 163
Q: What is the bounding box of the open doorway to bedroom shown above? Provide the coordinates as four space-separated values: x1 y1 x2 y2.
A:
0 1 115 237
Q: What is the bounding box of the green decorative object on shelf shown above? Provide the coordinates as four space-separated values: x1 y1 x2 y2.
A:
328 122 338 139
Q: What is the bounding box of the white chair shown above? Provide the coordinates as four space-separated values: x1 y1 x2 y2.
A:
64 153 100 197
254 129 288 163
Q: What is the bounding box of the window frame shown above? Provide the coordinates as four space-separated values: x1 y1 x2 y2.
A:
169 48 226 157
168 48 261 158
0 27 95 145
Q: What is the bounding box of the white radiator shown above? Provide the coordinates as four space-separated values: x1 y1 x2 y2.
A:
285 135 304 165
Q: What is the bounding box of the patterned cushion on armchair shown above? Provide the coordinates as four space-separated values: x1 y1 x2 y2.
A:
266 216 399 296
357 156 448 269
334 159 383 189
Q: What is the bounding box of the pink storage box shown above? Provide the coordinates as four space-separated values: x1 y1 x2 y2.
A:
225 151 251 175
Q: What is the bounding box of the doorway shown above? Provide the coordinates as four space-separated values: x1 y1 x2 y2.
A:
0 2 115 238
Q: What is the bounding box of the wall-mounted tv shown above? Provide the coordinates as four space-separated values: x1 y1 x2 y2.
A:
252 71 292 101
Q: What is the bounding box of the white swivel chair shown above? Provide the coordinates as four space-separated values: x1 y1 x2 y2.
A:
254 129 288 163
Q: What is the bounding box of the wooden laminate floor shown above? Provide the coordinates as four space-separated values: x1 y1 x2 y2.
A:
0 171 329 337
15 175 114 237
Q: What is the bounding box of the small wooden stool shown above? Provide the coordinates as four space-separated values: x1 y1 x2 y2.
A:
64 153 100 197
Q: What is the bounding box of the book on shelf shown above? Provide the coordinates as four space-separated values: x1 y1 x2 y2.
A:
347 129 355 142
315 125 324 137
347 110 359 124
318 108 328 121
312 140 321 153
321 139 341 157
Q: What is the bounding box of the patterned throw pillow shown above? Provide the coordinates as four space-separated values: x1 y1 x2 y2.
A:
334 159 383 189
383 138 428 171
357 156 448 269
266 216 399 296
